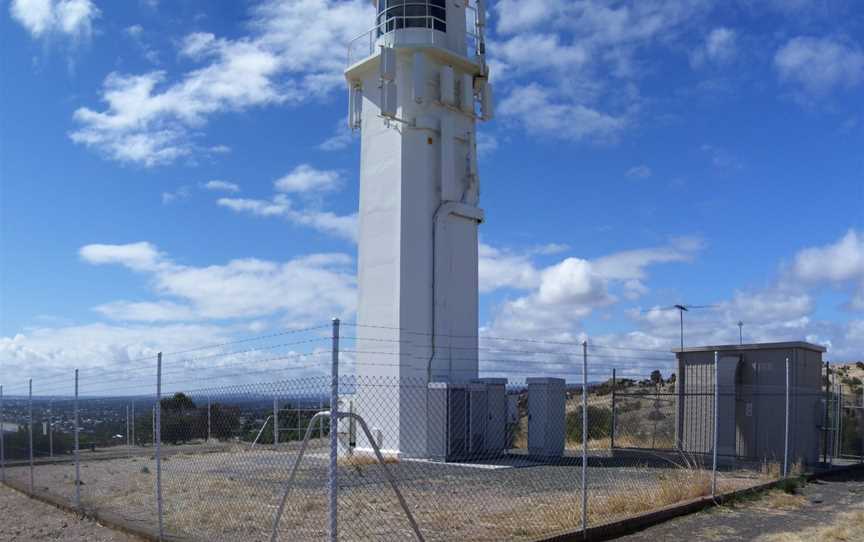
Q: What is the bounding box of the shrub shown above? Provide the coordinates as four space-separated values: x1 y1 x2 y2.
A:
566 405 613 444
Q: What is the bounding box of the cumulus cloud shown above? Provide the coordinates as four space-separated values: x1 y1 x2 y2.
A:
490 0 714 143
69 0 374 165
274 164 341 193
79 241 163 271
481 237 705 338
499 84 627 142
79 242 356 322
791 229 864 310
774 36 864 96
10 0 99 41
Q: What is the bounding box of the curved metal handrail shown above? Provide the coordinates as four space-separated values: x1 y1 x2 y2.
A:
269 410 424 542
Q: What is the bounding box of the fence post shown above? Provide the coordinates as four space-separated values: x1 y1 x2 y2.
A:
834 379 841 463
783 356 789 478
581 340 588 533
610 368 616 450
74 369 81 509
0 384 4 484
28 378 34 495
837 382 843 460
156 353 164 540
126 404 131 451
207 395 212 443
131 401 135 447
711 351 718 497
823 362 829 464
273 396 279 447
49 398 53 458
329 318 340 542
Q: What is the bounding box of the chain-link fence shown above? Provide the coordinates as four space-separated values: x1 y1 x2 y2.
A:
1 322 861 541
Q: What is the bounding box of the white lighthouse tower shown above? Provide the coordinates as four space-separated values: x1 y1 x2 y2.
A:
345 0 492 457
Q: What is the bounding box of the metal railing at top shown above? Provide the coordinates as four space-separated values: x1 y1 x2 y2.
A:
346 7 484 67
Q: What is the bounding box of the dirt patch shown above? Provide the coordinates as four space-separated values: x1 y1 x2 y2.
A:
620 468 864 542
0 484 143 541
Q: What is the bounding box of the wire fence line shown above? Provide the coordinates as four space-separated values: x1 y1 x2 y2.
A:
1 322 862 541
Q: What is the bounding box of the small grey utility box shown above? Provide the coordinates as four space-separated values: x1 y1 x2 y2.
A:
473 378 508 454
527 377 566 457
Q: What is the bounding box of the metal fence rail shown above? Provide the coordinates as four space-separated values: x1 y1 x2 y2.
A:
1 323 860 541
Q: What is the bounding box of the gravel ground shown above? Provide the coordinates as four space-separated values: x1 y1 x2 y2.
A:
2 446 763 542
620 467 864 541
0 484 142 542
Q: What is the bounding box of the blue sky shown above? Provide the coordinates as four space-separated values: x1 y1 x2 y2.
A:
1 0 863 387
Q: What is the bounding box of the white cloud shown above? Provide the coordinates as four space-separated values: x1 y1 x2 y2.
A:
479 243 541 293
10 0 98 41
691 27 737 67
162 185 191 204
626 165 653 179
218 194 358 242
476 132 498 157
274 164 341 193
79 241 163 271
202 180 240 193
319 120 354 151
94 300 199 322
80 242 356 322
481 237 705 339
792 229 864 284
489 1 714 144
499 84 627 142
775 36 864 96
791 229 864 310
69 0 373 166
125 24 159 64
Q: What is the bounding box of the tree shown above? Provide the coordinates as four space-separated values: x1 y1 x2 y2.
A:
160 393 197 444
650 370 663 386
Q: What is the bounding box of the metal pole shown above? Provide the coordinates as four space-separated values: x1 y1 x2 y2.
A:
610 368 616 450
207 395 211 443
28 379 34 495
679 309 684 353
126 405 131 450
738 321 743 345
711 351 718 497
131 401 135 447
837 382 842 460
860 388 864 465
834 378 841 463
329 318 340 542
49 398 53 458
156 353 164 540
0 384 4 484
581 341 588 532
823 362 829 464
273 396 279 447
784 357 789 478
74 370 81 509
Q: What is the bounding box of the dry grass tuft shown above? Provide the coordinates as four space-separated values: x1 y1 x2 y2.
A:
757 489 807 511
756 506 864 542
